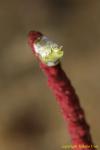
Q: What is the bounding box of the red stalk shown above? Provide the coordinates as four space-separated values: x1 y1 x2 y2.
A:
28 31 96 150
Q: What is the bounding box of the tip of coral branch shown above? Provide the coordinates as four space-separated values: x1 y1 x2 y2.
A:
34 36 63 66
28 31 63 66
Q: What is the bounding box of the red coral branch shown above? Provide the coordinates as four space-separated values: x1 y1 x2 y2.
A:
28 31 96 150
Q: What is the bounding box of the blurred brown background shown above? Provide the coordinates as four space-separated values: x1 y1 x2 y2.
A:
0 0 100 149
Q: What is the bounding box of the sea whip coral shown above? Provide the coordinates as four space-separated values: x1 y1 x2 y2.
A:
28 31 96 150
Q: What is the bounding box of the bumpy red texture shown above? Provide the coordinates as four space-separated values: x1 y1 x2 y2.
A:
28 31 96 150
28 31 42 50
40 63 95 150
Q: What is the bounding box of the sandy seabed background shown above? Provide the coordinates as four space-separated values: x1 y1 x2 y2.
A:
0 0 100 149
